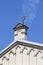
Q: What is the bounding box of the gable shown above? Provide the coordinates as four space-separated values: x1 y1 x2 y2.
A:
0 41 43 58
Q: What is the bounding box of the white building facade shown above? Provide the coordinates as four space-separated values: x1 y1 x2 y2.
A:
0 23 43 65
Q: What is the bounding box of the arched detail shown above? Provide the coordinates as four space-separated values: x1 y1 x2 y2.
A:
16 45 21 49
9 51 16 55
2 56 9 61
27 48 34 55
22 46 27 51
34 50 42 57
20 46 27 53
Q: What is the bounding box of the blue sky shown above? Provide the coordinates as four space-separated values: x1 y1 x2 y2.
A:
0 0 43 51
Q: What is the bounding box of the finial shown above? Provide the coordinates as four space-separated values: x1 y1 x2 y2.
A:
22 16 26 24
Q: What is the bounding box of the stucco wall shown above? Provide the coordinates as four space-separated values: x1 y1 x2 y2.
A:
14 29 27 41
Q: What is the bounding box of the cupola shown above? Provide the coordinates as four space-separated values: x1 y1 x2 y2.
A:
13 23 28 41
13 16 29 41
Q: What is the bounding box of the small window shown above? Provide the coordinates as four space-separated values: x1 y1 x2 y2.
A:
21 32 27 35
14 34 18 36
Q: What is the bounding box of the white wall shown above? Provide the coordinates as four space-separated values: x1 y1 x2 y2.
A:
14 29 27 41
0 45 43 65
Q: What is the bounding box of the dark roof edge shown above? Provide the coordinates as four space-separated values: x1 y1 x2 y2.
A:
0 41 18 58
13 23 28 31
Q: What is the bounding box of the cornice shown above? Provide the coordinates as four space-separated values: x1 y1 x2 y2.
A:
0 40 43 58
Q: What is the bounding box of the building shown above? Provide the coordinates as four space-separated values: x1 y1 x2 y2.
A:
0 22 43 65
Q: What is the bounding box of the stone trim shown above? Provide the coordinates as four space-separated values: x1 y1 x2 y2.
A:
9 51 16 55
22 46 27 51
16 45 21 49
20 46 27 53
2 56 9 61
27 48 34 55
34 50 42 57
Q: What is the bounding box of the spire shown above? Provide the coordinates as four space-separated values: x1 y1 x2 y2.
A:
22 16 26 24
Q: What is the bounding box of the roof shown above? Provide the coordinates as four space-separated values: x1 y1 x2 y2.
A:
13 23 28 31
0 40 43 58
